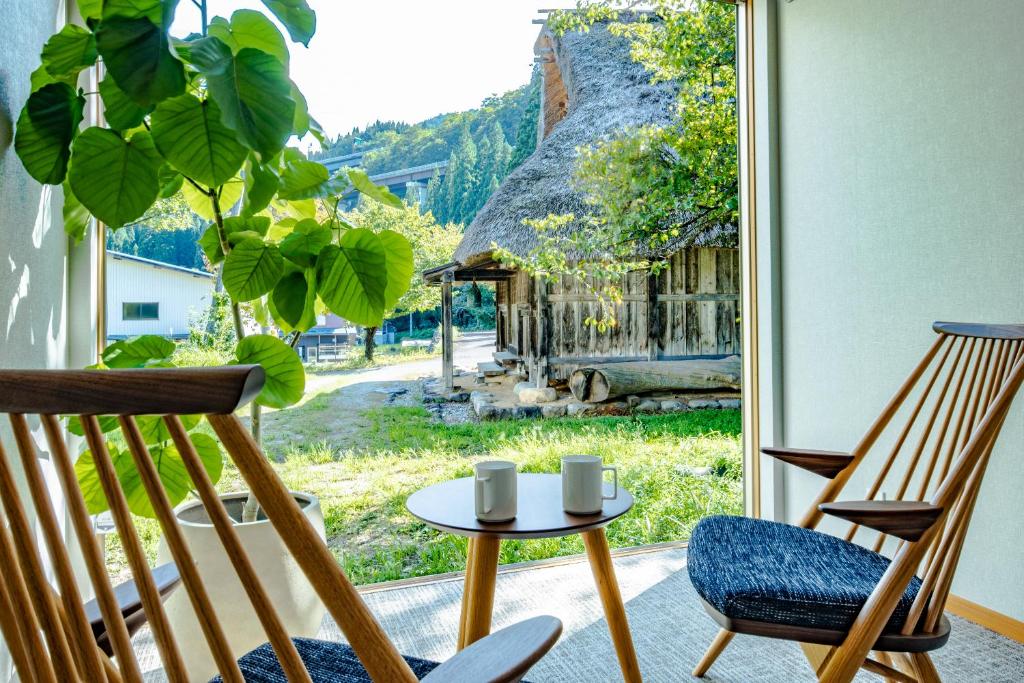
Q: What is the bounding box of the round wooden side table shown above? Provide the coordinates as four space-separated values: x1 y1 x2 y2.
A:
407 473 642 682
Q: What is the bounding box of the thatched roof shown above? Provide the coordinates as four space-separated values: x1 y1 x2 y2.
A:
452 18 737 269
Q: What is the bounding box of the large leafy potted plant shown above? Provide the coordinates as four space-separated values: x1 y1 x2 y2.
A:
15 0 413 677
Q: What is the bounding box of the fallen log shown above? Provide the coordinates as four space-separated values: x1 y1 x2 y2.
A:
569 356 741 403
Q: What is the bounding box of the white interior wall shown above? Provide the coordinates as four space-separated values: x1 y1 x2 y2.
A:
763 0 1024 620
1 1 98 678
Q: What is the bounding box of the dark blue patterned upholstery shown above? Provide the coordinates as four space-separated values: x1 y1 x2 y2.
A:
210 638 440 682
688 515 922 633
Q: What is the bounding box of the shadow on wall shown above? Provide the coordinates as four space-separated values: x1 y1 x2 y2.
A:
0 65 67 370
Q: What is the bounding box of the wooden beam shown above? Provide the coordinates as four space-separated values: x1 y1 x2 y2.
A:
441 272 454 393
535 276 550 388
647 272 661 361
548 353 735 366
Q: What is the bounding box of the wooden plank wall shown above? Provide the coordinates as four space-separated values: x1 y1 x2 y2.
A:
497 248 740 377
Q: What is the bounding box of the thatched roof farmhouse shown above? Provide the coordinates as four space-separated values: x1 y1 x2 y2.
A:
427 15 740 392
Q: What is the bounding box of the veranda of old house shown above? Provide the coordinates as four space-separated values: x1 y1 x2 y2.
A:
2 2 1024 682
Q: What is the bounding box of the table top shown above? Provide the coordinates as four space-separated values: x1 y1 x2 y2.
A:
406 473 633 540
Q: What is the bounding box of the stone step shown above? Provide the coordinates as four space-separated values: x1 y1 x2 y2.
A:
493 351 520 368
477 361 506 377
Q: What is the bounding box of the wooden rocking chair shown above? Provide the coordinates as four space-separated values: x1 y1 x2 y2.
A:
0 366 561 682
687 322 1024 682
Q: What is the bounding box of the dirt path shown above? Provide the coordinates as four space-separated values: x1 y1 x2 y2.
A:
261 332 495 453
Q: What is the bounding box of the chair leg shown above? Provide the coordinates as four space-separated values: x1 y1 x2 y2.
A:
909 652 941 683
801 642 834 676
692 628 735 677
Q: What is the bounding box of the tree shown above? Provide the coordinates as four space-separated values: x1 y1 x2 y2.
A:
14 0 414 522
345 202 462 360
498 0 738 328
508 70 542 170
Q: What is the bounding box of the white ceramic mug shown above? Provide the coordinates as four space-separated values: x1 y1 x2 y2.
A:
475 461 517 522
561 455 617 514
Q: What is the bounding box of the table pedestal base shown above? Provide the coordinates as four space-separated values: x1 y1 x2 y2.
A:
456 529 642 683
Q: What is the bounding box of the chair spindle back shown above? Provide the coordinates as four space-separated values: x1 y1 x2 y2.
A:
0 366 420 683
799 322 1024 636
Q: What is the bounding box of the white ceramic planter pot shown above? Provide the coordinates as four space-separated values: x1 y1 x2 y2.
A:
156 491 326 682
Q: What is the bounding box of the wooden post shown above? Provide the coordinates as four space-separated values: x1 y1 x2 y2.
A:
441 271 454 393
647 272 661 361
535 276 550 387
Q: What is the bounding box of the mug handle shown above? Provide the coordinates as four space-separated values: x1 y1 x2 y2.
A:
602 466 618 500
476 475 492 513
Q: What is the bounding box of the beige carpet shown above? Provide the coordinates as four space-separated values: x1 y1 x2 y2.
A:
136 546 1024 681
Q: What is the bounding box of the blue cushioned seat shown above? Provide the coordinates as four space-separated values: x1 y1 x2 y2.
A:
210 638 440 683
687 515 922 634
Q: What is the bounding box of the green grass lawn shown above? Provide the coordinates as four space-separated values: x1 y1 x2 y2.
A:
104 403 741 586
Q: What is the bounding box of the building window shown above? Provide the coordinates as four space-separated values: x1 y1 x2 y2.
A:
123 302 159 320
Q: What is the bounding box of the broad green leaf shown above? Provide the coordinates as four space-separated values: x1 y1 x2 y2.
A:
233 334 304 408
99 75 152 131
281 146 305 165
209 10 288 66
347 167 403 209
260 0 316 46
224 215 271 238
227 230 262 245
135 413 200 445
69 128 161 228
62 180 91 241
122 433 222 517
102 0 177 26
30 65 63 91
242 158 279 216
251 296 271 328
102 334 175 367
279 218 330 267
222 238 284 301
41 25 97 80
199 224 224 264
74 443 134 515
66 414 119 437
157 164 183 198
307 114 326 145
273 197 316 220
182 176 243 219
14 83 85 185
151 94 246 187
278 160 345 200
96 16 186 106
189 432 224 485
271 268 316 330
317 229 387 326
192 38 295 159
290 82 308 136
77 0 103 21
75 429 222 519
378 229 414 310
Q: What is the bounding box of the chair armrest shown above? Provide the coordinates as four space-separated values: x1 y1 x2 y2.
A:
761 447 854 478
421 616 562 683
819 500 944 542
83 562 182 656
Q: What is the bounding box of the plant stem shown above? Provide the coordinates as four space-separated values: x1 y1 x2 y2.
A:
198 0 208 36
210 185 262 524
210 190 246 343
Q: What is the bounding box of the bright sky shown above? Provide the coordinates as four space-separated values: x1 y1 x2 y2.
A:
173 1 579 143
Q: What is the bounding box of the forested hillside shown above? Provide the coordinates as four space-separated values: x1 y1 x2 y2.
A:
317 71 540 225
109 72 540 270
